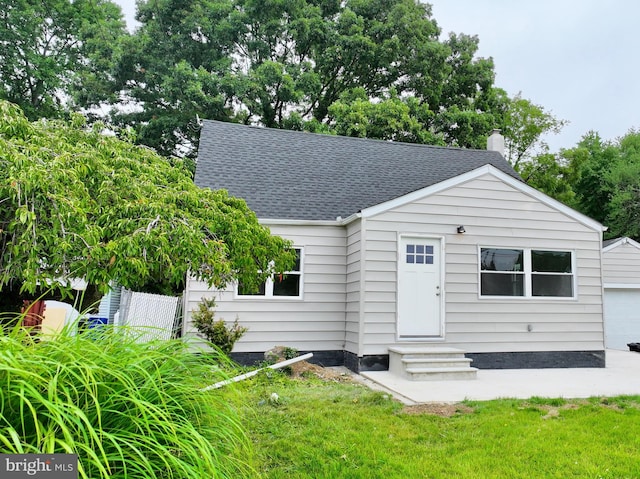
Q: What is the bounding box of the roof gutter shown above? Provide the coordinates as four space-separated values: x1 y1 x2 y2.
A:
259 213 362 227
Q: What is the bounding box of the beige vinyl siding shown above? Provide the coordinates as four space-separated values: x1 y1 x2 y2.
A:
603 243 640 284
360 173 604 356
184 224 347 353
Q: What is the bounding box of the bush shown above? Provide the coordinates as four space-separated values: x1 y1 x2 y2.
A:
0 323 254 478
192 298 247 355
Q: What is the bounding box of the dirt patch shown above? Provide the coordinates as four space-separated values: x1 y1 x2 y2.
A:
519 401 586 419
597 397 640 411
264 346 353 382
401 403 474 417
289 361 353 382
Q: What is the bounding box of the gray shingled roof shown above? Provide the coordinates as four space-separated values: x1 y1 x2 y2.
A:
603 238 622 248
195 120 521 221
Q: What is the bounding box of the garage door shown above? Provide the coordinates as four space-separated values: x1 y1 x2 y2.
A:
604 289 640 350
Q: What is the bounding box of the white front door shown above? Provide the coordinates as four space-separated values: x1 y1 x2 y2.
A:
397 236 442 338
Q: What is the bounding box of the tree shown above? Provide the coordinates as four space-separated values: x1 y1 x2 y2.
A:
563 131 621 226
0 100 295 304
107 0 239 156
0 0 128 120
99 0 509 155
517 152 576 207
327 88 443 144
601 131 640 240
502 93 567 170
556 130 640 240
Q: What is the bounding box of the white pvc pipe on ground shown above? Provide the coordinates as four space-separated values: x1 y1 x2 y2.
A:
202 352 314 391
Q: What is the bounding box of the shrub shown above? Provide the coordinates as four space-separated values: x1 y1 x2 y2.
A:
192 298 247 355
0 323 254 478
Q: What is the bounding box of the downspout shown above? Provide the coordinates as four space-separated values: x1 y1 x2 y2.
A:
341 218 348 355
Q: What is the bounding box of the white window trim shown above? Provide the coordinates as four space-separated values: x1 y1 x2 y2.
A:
234 247 304 300
478 246 576 300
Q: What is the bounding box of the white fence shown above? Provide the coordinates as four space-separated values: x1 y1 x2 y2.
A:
116 289 182 342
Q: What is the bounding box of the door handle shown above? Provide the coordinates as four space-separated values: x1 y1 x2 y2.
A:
435 285 440 296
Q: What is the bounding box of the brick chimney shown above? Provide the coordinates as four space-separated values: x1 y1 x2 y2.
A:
487 129 505 157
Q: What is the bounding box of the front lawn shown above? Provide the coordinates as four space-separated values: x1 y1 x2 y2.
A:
224 368 640 479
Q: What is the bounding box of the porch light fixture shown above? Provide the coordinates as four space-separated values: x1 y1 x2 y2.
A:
457 225 466 234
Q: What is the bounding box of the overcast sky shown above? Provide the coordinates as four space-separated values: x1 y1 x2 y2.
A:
113 0 640 152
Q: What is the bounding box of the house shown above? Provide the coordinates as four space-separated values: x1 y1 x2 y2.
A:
184 120 607 371
602 237 640 350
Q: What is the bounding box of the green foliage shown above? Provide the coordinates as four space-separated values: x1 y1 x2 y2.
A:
0 0 127 120
527 129 640 241
497 94 571 205
503 93 567 169
191 297 247 355
602 130 640 239
567 132 621 226
512 128 640 242
328 88 444 144
0 324 254 478
98 0 509 155
281 346 299 360
518 152 577 207
0 100 296 298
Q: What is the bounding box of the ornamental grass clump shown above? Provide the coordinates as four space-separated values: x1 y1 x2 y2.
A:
0 324 254 479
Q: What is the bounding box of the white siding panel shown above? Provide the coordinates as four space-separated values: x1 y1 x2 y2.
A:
364 298 396 313
603 243 640 284
364 312 398 323
442 331 603 342
364 271 397 282
366 261 396 272
364 322 397 334
445 302 603 315
305 282 345 294
345 220 362 354
184 224 347 353
360 173 604 356
447 321 604 333
365 281 396 293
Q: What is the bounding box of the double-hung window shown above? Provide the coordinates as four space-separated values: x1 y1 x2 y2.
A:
236 248 303 298
480 248 574 298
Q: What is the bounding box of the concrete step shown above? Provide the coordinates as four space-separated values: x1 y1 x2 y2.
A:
388 346 467 359
388 346 477 381
401 357 474 369
405 366 479 381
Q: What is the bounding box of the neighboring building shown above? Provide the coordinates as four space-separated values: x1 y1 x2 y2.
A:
602 237 640 350
184 121 607 371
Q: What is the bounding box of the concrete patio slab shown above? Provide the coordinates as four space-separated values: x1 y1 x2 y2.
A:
359 349 640 404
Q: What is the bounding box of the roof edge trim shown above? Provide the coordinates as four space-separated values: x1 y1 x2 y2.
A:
259 213 362 227
603 236 640 252
259 218 341 226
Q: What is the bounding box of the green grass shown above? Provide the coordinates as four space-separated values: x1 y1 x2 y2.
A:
224 371 640 479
